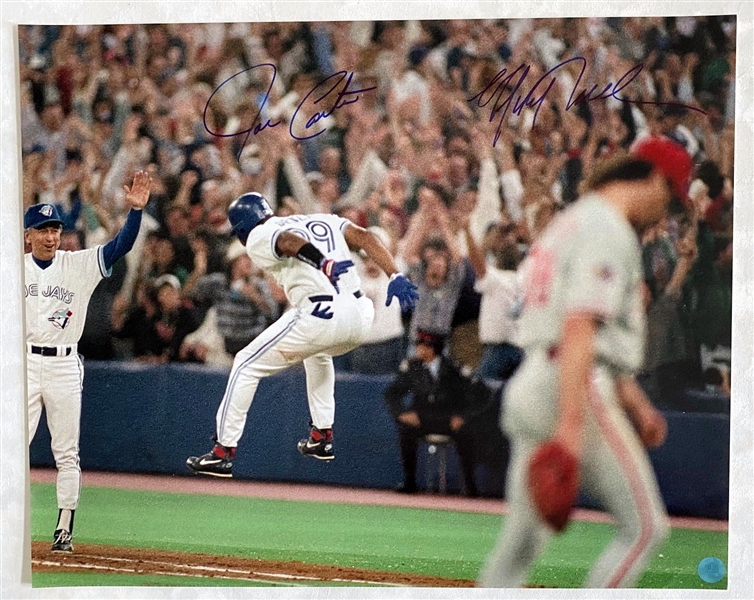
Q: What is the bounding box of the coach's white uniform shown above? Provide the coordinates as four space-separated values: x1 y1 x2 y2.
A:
215 214 374 447
25 248 110 510
480 195 669 588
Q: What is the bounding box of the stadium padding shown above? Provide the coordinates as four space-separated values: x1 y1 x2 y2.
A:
29 362 729 519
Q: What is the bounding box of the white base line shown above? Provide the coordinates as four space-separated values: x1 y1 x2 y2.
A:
32 557 403 587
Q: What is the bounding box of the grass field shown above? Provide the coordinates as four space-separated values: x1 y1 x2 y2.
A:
30 482 728 589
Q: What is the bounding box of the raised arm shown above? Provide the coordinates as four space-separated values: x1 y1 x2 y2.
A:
434 204 463 265
462 219 487 280
101 170 152 271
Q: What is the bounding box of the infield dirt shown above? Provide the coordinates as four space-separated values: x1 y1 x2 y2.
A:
31 542 474 587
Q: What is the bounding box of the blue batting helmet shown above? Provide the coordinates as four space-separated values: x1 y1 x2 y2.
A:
227 192 273 244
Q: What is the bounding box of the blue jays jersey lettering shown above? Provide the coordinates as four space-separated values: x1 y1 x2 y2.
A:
25 247 109 346
26 284 76 303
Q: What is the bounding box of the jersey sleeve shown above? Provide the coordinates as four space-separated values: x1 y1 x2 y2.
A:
63 247 108 298
246 221 283 270
562 226 629 321
75 247 108 281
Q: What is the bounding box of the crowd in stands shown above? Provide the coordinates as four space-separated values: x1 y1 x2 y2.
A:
19 17 735 399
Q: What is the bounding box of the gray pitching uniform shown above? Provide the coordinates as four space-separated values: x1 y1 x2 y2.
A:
480 194 669 588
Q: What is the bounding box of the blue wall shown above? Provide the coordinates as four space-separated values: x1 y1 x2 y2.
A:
29 362 729 520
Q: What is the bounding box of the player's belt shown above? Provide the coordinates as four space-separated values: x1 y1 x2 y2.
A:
308 291 363 302
29 345 75 357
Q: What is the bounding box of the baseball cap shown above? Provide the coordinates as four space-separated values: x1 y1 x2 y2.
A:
630 136 693 206
24 203 64 229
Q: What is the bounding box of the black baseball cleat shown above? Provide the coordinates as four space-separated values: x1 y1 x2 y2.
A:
297 427 334 461
51 529 73 553
186 444 235 478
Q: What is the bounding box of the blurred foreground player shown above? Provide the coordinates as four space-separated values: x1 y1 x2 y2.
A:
479 137 692 588
187 193 418 476
25 171 152 552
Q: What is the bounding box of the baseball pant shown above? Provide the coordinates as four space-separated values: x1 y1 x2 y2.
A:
216 293 374 447
479 348 669 588
27 352 84 510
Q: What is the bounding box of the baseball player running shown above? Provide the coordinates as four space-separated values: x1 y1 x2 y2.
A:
187 192 418 476
479 137 692 588
25 171 152 553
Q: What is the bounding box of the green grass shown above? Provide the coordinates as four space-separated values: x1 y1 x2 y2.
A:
30 483 727 589
531 520 728 589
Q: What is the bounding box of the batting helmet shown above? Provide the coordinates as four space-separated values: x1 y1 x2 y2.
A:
630 136 693 206
228 192 273 244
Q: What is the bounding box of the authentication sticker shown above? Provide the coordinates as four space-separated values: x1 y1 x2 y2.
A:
697 557 725 583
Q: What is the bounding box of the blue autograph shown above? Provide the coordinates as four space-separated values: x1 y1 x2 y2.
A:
203 64 376 158
468 57 706 147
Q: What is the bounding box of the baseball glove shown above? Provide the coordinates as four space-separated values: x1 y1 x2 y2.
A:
527 440 579 533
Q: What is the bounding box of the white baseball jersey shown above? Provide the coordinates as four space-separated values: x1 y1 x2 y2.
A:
481 193 669 588
26 246 110 513
246 214 362 306
516 194 646 374
25 248 109 345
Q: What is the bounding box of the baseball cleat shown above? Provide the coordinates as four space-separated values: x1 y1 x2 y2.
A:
51 529 73 553
186 444 235 477
297 427 334 461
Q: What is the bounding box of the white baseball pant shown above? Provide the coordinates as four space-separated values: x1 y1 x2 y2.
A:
480 348 670 588
216 292 374 447
27 351 84 510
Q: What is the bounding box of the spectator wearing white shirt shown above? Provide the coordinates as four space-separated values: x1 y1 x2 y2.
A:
463 219 523 382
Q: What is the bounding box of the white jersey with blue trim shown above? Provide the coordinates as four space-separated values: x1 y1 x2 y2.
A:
246 214 363 307
24 247 110 345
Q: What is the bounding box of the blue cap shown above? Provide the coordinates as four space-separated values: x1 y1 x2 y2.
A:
24 203 64 229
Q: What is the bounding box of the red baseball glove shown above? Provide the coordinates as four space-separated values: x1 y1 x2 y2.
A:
527 440 579 533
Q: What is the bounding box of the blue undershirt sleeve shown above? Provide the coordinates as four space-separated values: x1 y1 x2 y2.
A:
101 209 143 271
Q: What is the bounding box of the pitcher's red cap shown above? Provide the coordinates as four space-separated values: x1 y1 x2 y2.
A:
630 136 693 206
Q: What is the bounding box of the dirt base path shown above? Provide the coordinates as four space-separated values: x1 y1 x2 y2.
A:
31 542 473 587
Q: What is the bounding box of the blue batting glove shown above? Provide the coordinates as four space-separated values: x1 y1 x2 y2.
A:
386 273 419 312
321 259 354 290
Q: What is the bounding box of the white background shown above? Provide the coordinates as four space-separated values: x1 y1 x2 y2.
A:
2 2 752 599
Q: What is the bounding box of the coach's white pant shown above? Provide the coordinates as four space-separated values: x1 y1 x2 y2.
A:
27 352 83 510
216 292 374 447
479 348 670 588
